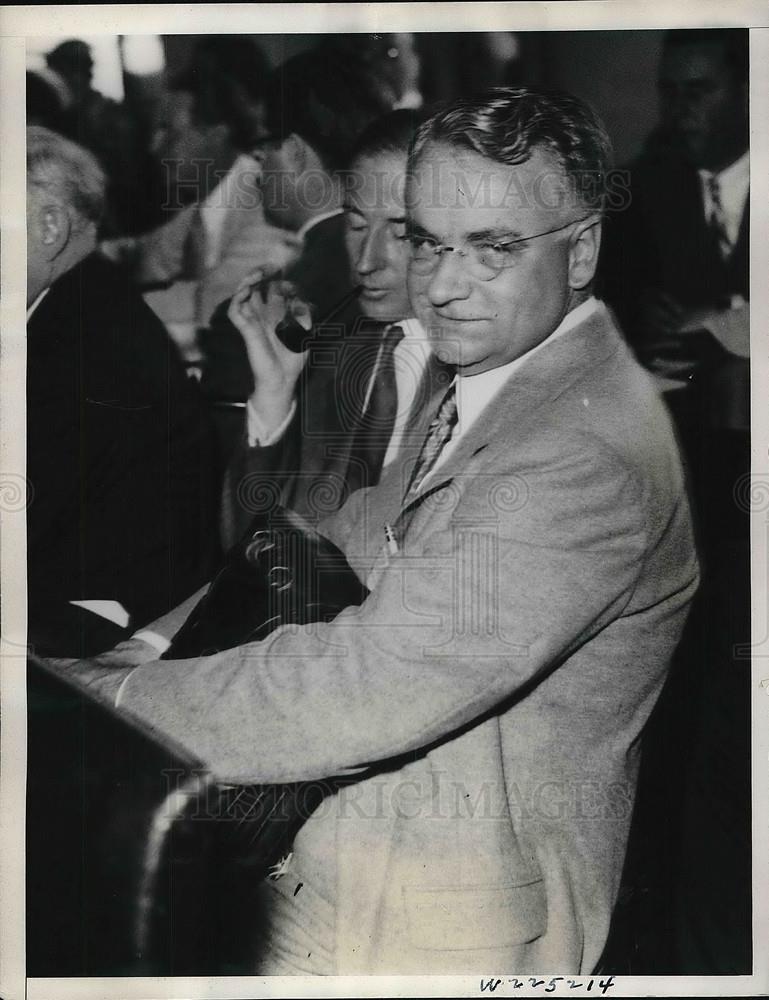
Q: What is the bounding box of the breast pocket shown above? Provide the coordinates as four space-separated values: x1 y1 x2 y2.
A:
403 877 547 952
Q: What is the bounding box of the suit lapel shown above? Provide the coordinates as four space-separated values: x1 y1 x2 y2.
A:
292 326 385 512
394 303 624 520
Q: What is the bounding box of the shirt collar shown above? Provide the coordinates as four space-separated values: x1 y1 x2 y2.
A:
27 288 49 320
398 317 424 342
454 296 600 436
698 149 750 187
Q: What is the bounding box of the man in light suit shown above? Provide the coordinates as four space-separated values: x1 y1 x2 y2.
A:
49 88 698 975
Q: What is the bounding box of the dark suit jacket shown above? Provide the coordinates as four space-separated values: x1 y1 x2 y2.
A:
199 209 449 545
600 148 749 344
219 322 451 546
27 253 217 652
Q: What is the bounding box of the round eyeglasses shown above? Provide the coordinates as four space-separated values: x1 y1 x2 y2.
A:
407 216 593 281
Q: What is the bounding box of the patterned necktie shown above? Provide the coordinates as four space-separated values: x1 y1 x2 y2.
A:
707 174 733 260
345 323 405 492
401 381 458 507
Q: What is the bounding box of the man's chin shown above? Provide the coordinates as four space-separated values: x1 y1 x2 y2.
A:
430 340 464 368
360 302 406 324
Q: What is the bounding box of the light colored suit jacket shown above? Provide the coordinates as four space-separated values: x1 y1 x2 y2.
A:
116 302 699 974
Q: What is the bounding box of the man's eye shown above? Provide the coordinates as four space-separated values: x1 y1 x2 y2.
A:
407 235 438 252
390 224 408 242
478 242 518 268
484 241 515 256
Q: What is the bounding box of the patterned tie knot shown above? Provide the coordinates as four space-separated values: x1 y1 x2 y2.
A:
430 382 459 435
403 382 458 503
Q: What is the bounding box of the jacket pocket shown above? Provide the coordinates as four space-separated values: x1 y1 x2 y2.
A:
402 877 547 951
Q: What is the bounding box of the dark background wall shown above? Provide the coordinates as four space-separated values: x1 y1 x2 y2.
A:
539 30 664 165
162 30 665 166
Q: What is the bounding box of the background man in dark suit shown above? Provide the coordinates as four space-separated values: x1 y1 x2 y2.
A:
26 126 216 656
599 28 751 974
48 88 698 975
601 28 748 391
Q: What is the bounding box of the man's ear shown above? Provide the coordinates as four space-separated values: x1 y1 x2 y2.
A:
568 216 602 290
34 203 71 261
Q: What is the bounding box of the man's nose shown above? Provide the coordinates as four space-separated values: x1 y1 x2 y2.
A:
425 249 471 306
356 229 389 275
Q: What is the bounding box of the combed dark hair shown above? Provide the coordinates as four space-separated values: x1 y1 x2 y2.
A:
662 27 748 85
409 86 614 213
27 125 105 225
347 107 428 167
46 39 92 74
263 49 393 171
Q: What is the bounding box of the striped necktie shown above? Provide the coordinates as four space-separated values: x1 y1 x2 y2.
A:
401 382 458 506
707 174 733 260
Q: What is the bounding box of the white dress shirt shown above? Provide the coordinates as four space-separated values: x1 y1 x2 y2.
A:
692 150 750 365
698 149 749 249
382 317 432 468
27 289 49 320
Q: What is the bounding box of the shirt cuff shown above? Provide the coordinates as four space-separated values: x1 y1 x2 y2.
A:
246 396 297 447
702 302 750 359
132 629 172 655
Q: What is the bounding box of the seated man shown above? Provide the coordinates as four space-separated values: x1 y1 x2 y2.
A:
100 36 299 364
219 108 449 545
599 28 751 974
26 127 217 656
601 28 749 420
45 87 698 975
197 51 397 469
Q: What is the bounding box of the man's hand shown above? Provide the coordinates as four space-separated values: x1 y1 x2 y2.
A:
32 637 162 707
639 289 720 380
227 270 312 431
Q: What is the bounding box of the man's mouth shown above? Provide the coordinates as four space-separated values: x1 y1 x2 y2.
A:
432 312 485 324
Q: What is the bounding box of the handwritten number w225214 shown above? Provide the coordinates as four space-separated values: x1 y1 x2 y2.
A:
479 976 616 995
